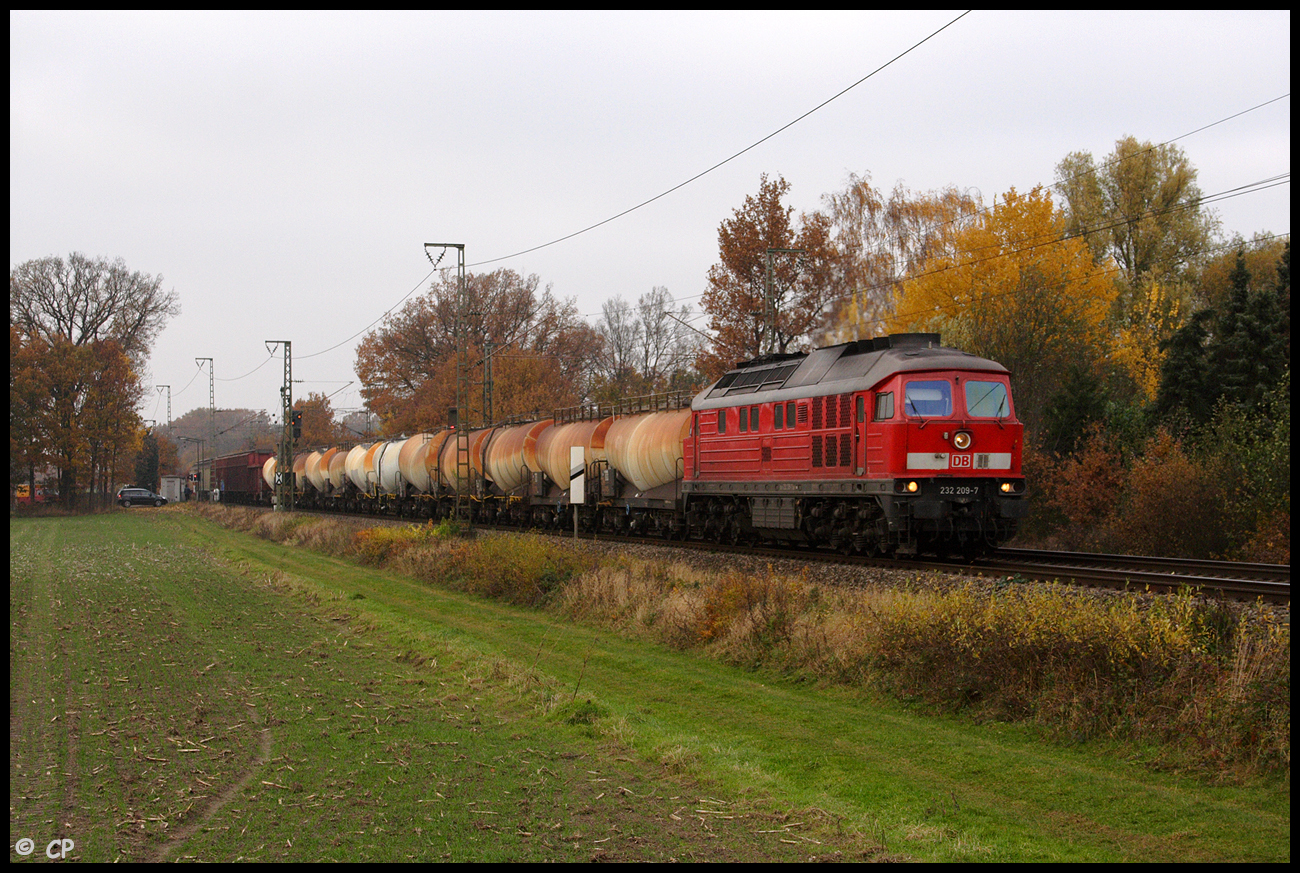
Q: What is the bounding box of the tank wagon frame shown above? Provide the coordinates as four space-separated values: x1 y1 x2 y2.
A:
232 335 1027 557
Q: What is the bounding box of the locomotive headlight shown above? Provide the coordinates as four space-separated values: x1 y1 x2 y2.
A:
906 480 919 493
953 430 972 450
1000 482 1012 493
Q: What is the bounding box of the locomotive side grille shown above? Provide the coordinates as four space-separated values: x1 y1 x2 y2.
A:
812 396 824 429
797 403 809 424
811 436 822 467
839 394 851 427
825 435 838 466
839 433 852 467
826 395 836 429
761 445 772 462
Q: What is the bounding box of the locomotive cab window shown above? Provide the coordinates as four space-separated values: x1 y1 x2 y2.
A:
904 380 952 418
964 380 1010 418
874 392 894 421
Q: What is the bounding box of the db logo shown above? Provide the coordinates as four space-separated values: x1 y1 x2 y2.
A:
950 453 973 469
14 837 75 859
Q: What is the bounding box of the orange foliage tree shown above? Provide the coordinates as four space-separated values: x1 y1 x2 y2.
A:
698 174 835 380
354 269 601 435
293 391 347 449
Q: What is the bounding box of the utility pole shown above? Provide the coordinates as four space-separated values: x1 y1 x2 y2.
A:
425 243 473 530
195 358 214 492
157 385 171 433
764 248 805 356
483 339 494 427
265 341 293 512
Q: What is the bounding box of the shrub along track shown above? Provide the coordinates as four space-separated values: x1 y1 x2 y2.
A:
277 506 1291 604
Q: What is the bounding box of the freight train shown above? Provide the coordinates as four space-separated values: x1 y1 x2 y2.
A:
215 333 1028 557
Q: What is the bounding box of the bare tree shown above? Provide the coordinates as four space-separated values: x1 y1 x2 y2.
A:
592 287 701 402
595 295 643 390
10 252 180 363
637 286 699 388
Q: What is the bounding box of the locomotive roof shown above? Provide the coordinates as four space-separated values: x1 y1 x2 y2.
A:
692 333 1009 410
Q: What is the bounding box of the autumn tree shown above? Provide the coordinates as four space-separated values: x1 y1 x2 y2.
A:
699 174 835 379
1192 233 1289 314
10 334 143 508
889 186 1117 436
355 268 602 434
10 325 53 498
79 340 145 504
293 391 346 449
818 172 981 342
155 432 181 478
1054 137 1218 298
11 253 178 508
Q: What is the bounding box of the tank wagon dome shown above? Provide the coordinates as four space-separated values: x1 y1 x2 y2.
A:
397 433 435 493
305 450 327 492
536 417 612 490
262 456 277 490
692 333 1009 410
606 409 691 492
420 430 454 490
374 438 406 494
327 447 349 490
318 447 342 490
484 419 553 493
436 427 496 492
291 451 311 488
345 443 372 491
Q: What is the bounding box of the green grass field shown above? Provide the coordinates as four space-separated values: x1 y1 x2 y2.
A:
9 511 1290 862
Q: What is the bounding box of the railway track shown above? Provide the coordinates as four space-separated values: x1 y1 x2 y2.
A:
238 505 1291 605
628 536 1291 605
966 548 1290 604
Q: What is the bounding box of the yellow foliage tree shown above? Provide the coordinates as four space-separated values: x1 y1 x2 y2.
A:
1111 277 1182 402
888 186 1117 432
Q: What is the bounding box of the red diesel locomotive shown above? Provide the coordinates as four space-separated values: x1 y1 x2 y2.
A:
683 332 1027 556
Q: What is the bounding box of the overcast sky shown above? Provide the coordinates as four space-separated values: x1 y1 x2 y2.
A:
10 10 1291 423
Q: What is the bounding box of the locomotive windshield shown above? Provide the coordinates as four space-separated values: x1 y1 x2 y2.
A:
904 380 952 417
964 380 1010 418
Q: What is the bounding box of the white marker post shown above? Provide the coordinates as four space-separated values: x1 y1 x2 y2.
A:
570 445 585 540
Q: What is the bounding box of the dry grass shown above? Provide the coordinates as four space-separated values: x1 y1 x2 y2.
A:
193 505 1290 780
